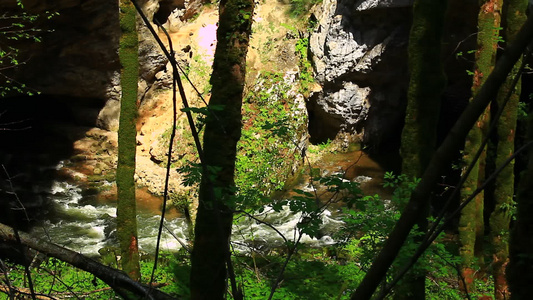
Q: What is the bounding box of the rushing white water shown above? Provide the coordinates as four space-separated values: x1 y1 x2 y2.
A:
232 205 343 253
32 180 347 256
30 181 189 256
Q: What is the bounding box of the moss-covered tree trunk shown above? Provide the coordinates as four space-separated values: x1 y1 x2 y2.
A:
189 0 254 299
458 0 502 292
351 14 533 299
490 2 527 299
397 0 447 298
116 0 140 281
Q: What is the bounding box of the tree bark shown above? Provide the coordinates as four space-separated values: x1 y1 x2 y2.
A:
116 0 140 281
350 13 533 300
397 0 447 298
189 0 254 299
0 223 175 300
458 0 503 291
489 1 527 299
508 109 533 300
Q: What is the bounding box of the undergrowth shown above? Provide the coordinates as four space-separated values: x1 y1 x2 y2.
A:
288 0 322 18
235 71 307 210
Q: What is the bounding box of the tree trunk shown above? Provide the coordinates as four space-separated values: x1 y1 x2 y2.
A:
458 0 502 292
397 0 447 298
116 0 140 281
189 0 254 299
508 112 533 300
350 13 533 300
489 1 527 299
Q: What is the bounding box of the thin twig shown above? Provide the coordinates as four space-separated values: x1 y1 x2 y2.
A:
163 224 190 253
148 18 178 290
0 259 15 300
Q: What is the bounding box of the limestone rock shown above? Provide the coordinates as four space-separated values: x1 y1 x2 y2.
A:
309 0 411 149
354 0 413 11
97 99 121 132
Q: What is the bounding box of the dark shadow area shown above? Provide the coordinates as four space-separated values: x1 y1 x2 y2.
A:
0 94 102 230
0 0 120 234
306 92 342 145
154 0 186 24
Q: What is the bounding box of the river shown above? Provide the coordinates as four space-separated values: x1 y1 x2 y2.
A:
29 150 387 256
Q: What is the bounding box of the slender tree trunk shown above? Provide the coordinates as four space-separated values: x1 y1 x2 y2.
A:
397 0 447 298
458 0 502 291
189 0 254 299
116 0 140 281
489 2 527 299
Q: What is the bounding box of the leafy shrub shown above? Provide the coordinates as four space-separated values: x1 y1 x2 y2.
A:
288 0 322 18
235 71 307 210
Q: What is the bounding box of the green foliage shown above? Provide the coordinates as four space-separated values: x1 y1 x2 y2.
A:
295 37 315 96
230 253 364 299
383 171 420 208
288 0 322 18
157 120 201 171
307 139 335 155
2 253 183 299
335 173 464 297
518 101 529 121
0 1 56 96
182 53 213 96
3 258 115 298
142 253 184 297
235 71 307 210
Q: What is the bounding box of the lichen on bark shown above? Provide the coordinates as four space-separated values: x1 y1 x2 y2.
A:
400 0 447 179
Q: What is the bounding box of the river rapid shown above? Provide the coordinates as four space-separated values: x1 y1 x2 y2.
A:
29 150 386 256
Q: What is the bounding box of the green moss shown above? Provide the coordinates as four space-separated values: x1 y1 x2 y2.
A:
287 0 322 18
490 1 527 298
400 0 447 178
190 0 255 297
116 0 140 281
457 1 504 291
398 1 447 296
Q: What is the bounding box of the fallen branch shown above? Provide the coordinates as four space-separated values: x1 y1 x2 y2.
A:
0 223 177 300
0 285 57 300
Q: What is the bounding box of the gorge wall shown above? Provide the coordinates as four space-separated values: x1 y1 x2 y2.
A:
309 0 412 150
0 0 480 228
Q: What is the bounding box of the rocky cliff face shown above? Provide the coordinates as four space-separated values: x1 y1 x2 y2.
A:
309 0 412 150
1 0 205 131
308 0 478 152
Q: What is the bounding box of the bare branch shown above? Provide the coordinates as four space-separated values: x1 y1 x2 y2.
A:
0 223 177 300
